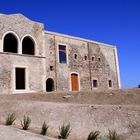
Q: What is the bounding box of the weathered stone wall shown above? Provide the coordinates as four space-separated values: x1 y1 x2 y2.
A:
45 34 57 91
45 32 120 91
0 14 45 56
89 43 119 89
0 14 46 93
0 53 45 93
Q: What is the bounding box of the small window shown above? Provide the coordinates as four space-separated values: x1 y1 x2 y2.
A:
108 80 112 87
98 57 101 62
93 80 97 88
92 56 94 61
50 66 53 71
58 45 67 63
74 54 77 59
85 56 87 60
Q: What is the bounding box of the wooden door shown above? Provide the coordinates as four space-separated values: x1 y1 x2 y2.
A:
71 74 79 91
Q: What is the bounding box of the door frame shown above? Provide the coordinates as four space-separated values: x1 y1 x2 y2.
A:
12 65 29 93
70 72 80 91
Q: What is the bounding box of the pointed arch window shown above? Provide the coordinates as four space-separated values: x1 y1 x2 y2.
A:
22 36 35 55
3 33 18 53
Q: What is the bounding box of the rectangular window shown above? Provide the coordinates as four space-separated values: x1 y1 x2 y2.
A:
59 45 67 63
93 80 97 88
108 80 112 87
15 68 25 90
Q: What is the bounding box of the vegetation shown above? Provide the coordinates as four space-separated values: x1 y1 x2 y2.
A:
3 114 122 140
107 130 120 140
5 113 16 125
87 131 100 140
21 115 31 130
58 123 71 139
40 121 49 136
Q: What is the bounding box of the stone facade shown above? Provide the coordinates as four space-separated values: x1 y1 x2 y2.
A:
0 13 121 94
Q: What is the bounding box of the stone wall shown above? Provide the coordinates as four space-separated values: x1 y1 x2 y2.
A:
0 53 45 93
0 14 46 94
45 31 120 91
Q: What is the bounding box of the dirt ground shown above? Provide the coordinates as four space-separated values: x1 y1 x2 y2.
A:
0 88 139 140
0 88 140 105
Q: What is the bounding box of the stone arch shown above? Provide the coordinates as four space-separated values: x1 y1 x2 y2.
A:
3 32 18 53
22 35 35 55
46 78 54 92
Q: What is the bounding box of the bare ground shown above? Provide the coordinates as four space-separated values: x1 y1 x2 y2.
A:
0 88 140 140
0 88 140 105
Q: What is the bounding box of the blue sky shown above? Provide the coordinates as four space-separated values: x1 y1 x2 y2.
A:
0 0 140 88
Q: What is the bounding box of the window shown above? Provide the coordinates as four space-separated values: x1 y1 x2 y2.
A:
93 80 97 88
108 80 112 87
92 56 94 61
98 57 101 62
74 54 77 59
85 56 87 60
3 33 18 53
50 66 53 71
58 45 67 63
22 36 35 55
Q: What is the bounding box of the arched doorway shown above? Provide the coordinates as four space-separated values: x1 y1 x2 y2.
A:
71 73 79 91
46 78 54 92
3 33 18 53
22 36 35 55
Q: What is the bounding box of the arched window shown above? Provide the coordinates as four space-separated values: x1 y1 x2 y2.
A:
3 33 18 53
22 36 35 55
46 78 54 92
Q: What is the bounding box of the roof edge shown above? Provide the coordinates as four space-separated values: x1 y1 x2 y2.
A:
45 31 116 48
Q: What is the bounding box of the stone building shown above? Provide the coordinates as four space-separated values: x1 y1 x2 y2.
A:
0 13 121 94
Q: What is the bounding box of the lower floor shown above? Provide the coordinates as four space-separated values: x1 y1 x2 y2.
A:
14 67 114 93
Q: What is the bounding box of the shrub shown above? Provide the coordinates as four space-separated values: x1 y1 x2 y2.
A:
87 131 100 140
108 130 120 140
21 115 31 130
58 123 71 139
5 113 16 125
40 121 49 136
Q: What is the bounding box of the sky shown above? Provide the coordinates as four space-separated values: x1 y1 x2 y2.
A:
0 0 140 88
